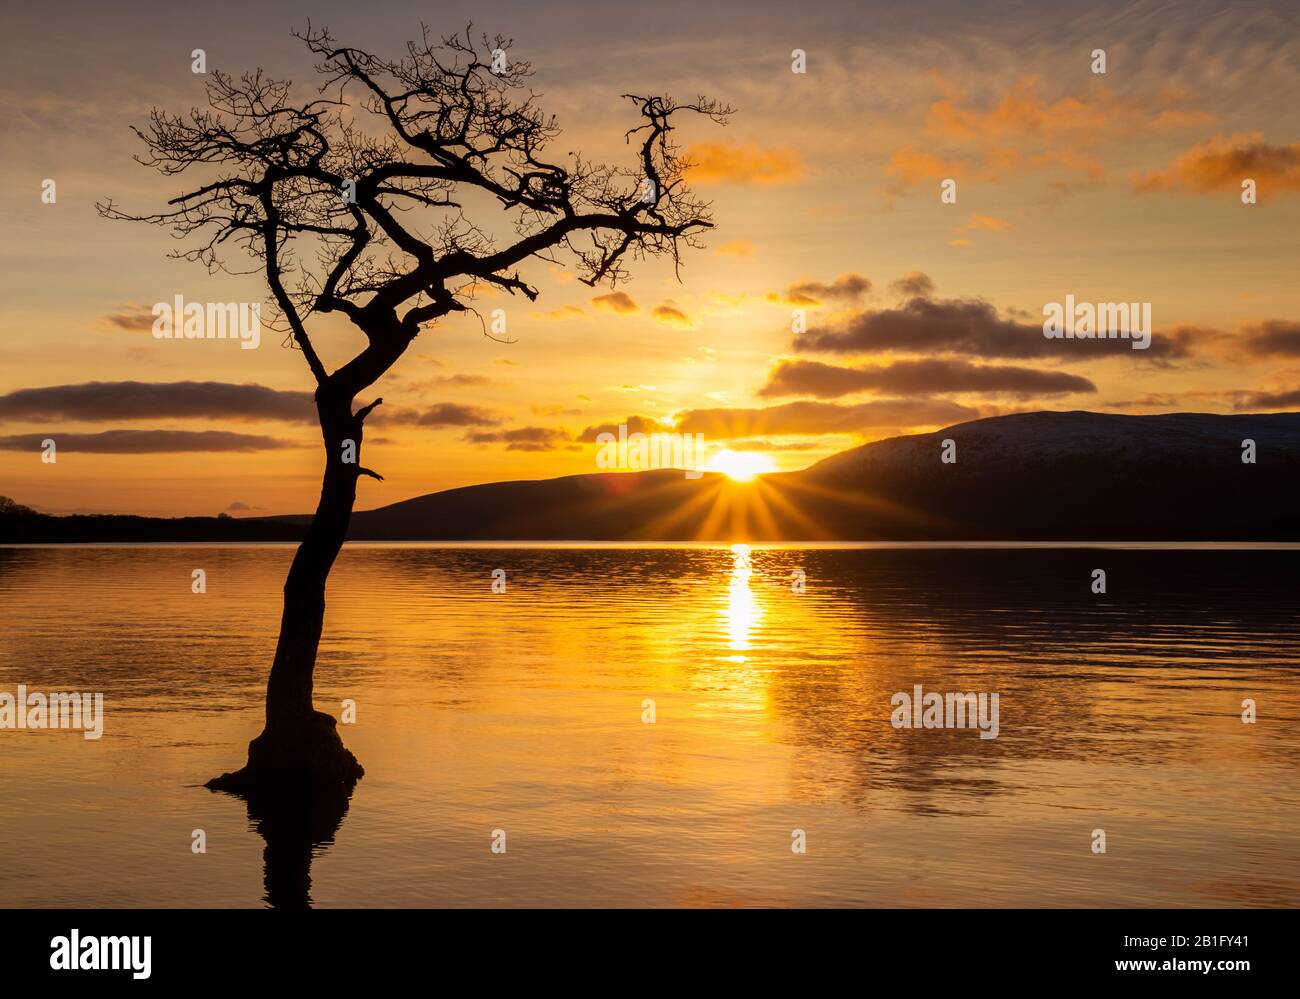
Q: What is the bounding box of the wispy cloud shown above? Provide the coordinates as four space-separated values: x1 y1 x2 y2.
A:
672 398 980 437
534 305 586 321
683 141 805 185
576 415 672 442
768 273 872 307
714 240 755 258
0 430 301 453
466 426 576 451
100 303 156 333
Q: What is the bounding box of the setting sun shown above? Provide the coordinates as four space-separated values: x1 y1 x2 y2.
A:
706 450 777 481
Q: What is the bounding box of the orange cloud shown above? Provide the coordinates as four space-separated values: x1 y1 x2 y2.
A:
715 240 755 258
536 305 586 321
1133 133 1300 197
591 292 639 314
683 141 805 186
885 146 964 186
652 304 696 329
966 214 1011 231
885 76 1211 197
949 213 1012 245
956 213 1013 236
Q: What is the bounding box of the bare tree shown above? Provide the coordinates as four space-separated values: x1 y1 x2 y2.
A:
101 24 729 794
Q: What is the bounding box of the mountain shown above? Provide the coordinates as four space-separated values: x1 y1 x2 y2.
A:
3 410 1298 542
791 410 1300 540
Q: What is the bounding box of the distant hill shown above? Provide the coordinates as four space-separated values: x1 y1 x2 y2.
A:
790 410 1300 540
3 411 1298 542
0 509 301 544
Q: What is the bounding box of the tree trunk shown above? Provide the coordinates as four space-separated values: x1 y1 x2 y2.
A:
208 393 366 795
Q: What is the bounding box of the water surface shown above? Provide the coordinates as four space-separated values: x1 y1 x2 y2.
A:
0 544 1297 907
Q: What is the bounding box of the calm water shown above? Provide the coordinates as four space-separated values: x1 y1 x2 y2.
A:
0 543 1297 908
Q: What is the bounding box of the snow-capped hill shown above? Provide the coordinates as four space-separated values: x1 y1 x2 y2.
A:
798 410 1300 539
807 410 1300 482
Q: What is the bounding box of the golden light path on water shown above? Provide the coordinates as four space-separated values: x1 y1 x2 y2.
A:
724 543 762 657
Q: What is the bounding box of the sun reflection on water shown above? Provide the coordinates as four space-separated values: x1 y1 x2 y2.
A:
723 543 763 657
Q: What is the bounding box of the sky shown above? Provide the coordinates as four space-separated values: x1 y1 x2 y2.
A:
1 0 1299 515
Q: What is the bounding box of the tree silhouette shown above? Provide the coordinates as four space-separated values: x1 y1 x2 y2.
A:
101 24 729 793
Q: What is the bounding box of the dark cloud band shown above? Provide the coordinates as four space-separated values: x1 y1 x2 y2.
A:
760 358 1096 398
0 430 301 453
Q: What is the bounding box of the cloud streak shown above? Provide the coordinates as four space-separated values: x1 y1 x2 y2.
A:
768 273 872 307
1235 387 1300 410
374 403 501 427
0 381 315 423
466 426 575 451
0 430 301 453
576 415 672 442
1239 321 1300 357
760 357 1095 398
798 296 1197 360
672 398 980 437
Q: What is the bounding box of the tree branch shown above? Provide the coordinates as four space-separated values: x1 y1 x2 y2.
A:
100 23 729 410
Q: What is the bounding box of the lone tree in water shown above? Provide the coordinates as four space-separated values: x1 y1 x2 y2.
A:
101 25 728 794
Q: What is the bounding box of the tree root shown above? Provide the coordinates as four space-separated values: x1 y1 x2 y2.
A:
206 710 363 796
